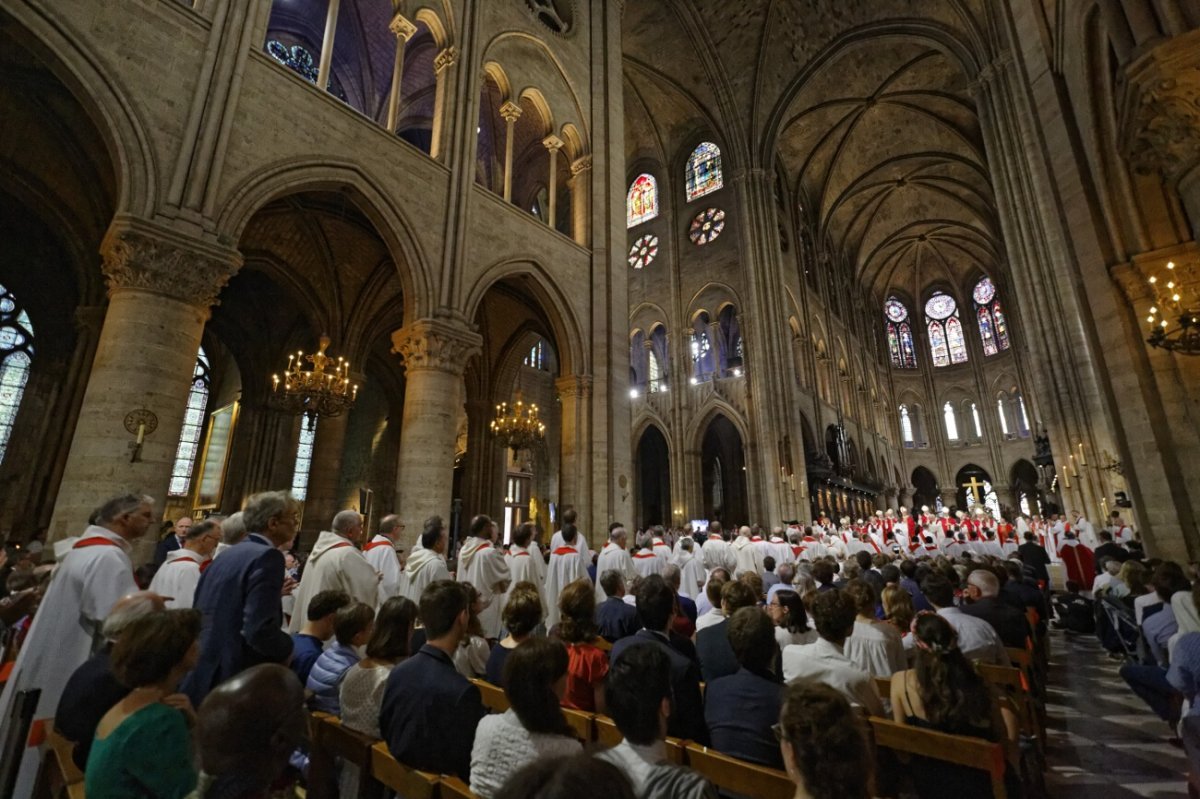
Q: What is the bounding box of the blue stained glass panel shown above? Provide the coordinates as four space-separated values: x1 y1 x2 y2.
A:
978 307 998 356
899 323 917 368
929 321 949 368
685 142 724 202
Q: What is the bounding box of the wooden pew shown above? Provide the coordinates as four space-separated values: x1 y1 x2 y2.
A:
592 715 686 764
440 775 479 799
31 728 85 799
683 742 794 799
308 714 381 799
561 707 594 741
870 717 1009 799
471 678 510 713
369 742 439 799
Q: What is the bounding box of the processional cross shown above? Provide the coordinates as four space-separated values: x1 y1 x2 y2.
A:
962 476 986 505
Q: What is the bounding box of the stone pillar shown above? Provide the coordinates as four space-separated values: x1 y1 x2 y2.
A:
499 101 522 202
462 397 498 518
543 135 564 229
431 47 459 161
556 374 591 541
48 219 239 552
391 318 481 550
385 13 418 133
569 155 592 246
316 0 341 95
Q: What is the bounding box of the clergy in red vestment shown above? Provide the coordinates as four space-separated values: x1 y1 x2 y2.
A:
1057 531 1095 591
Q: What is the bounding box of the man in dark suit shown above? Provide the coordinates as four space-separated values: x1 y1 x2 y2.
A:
695 580 758 683
152 515 192 568
1002 560 1049 632
380 580 485 780
596 569 640 643
1018 531 1052 585
183 491 297 704
856 551 885 598
703 607 785 768
1093 531 1130 573
610 574 708 743
961 568 1031 649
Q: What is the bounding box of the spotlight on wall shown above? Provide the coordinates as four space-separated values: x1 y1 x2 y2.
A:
689 377 698 385
629 388 639 399
733 368 742 377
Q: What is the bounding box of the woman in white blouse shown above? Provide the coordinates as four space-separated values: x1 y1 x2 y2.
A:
767 589 818 650
843 579 906 678
470 637 582 798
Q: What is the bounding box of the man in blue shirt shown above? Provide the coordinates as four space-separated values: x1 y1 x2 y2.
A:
596 569 640 643
380 580 486 780
289 590 350 685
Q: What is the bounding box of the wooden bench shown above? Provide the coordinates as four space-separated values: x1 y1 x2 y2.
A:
592 714 685 764
870 717 1009 799
31 728 85 799
683 742 794 799
370 741 439 799
471 678 510 713
561 707 594 741
439 775 478 799
308 714 381 799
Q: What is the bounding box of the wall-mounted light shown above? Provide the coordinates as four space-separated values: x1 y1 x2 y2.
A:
629 388 639 398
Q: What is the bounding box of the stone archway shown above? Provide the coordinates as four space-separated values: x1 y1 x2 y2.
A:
701 414 748 527
635 423 671 528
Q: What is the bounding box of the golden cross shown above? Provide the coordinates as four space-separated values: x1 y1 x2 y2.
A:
962 476 986 505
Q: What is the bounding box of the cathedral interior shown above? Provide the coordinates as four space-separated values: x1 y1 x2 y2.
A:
2 0 1199 562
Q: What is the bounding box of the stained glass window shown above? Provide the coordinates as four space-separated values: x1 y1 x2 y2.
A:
998 397 1010 435
887 324 902 366
946 316 969 364
524 340 546 370
292 416 317 501
925 292 967 367
628 234 659 269
689 208 725 245
973 277 1011 355
626 174 659 228
884 298 917 368
899 324 917 367
266 41 319 82
884 298 908 323
0 286 33 467
943 401 959 440
168 347 211 497
648 351 663 393
1017 393 1030 436
691 330 711 363
971 402 983 439
899 405 914 446
685 142 723 202
928 321 949 368
924 293 957 320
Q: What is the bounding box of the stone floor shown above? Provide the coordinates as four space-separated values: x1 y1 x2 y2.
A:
1044 630 1191 798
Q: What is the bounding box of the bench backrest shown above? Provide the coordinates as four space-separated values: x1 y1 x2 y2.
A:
683 743 794 799
870 717 1007 799
370 742 439 799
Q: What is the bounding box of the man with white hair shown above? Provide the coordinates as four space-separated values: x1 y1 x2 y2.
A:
0 493 151 792
632 531 664 579
364 514 407 604
731 525 764 578
675 536 706 600
287 509 379 633
701 521 736 573
595 526 638 603
457 514 511 639
961 568 1031 649
213 511 247 558
1092 558 1125 596
149 517 222 608
55 591 167 769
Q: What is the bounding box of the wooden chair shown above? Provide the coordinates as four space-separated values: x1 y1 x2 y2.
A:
369 742 439 799
561 707 594 741
31 728 85 799
308 715 382 799
440 775 479 799
471 678 510 713
979 663 1044 743
683 743 794 799
870 717 1009 799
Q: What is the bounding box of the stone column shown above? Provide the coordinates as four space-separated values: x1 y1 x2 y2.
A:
385 13 418 133
556 374 591 541
569 155 592 246
462 397 498 518
391 318 481 550
431 46 459 161
543 134 564 229
316 0 341 95
48 219 239 552
499 101 522 201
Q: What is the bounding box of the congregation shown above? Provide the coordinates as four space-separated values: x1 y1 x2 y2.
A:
0 488 1186 799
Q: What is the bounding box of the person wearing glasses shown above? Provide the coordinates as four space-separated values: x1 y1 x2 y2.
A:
364 514 407 604
149 518 222 609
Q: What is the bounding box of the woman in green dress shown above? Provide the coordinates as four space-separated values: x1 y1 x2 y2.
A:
86 608 201 798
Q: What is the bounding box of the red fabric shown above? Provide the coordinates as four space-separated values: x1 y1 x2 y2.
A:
1058 543 1096 590
169 556 203 567
363 541 393 552
72 536 123 550
553 546 578 557
511 552 530 557
632 553 657 559
326 542 353 551
562 641 609 712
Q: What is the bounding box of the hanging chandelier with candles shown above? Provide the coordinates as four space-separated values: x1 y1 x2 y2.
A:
271 335 358 419
489 393 545 453
1145 260 1200 355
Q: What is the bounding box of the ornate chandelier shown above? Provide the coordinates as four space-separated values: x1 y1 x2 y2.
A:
1145 260 1200 355
271 335 358 419
489 393 545 453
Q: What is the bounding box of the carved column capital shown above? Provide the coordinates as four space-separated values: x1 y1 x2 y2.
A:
389 12 418 41
570 155 593 176
1118 29 1200 181
434 46 458 74
100 217 241 308
542 134 565 153
391 318 481 376
499 101 522 124
555 374 592 399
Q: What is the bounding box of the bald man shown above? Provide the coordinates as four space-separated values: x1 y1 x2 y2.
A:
154 514 194 567
288 510 380 633
194 664 307 796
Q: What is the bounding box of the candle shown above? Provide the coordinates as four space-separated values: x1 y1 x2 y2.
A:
1061 465 1071 490
1078 442 1087 467
1069 454 1078 477
136 421 146 446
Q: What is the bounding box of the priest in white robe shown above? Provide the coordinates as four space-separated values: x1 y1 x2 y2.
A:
767 527 794 567
402 518 452 603
505 522 547 616
649 528 673 568
544 528 589 629
675 537 707 600
363 515 406 605
0 493 150 795
549 509 592 577
702 522 736 573
458 514 512 639
148 517 221 608
288 510 379 633
594 527 637 603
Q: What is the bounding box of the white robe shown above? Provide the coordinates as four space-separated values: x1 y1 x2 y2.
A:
505 543 548 617
288 532 380 633
458 537 512 638
402 546 451 603
632 549 663 579
676 550 707 600
702 536 736 573
0 526 137 794
768 536 794 567
731 536 763 578
594 542 637 602
544 541 589 629
363 534 404 605
148 547 207 609
651 538 673 570
549 530 592 578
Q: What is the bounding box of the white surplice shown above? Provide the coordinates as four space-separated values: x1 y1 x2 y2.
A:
504 543 547 617
676 550 707 600
288 531 380 633
402 545 451 604
701 535 736 573
148 547 207 609
363 534 404 605
594 541 637 602
544 541 589 629
459 537 512 639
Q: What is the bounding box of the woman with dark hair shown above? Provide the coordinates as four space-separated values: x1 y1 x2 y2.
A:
767 588 817 649
555 578 609 712
454 583 492 678
85 609 202 798
486 581 543 686
470 637 582 798
494 753 635 799
776 681 872 799
340 596 418 737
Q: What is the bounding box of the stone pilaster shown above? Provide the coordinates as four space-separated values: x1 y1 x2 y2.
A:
48 218 240 556
391 317 481 550
556 374 592 543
